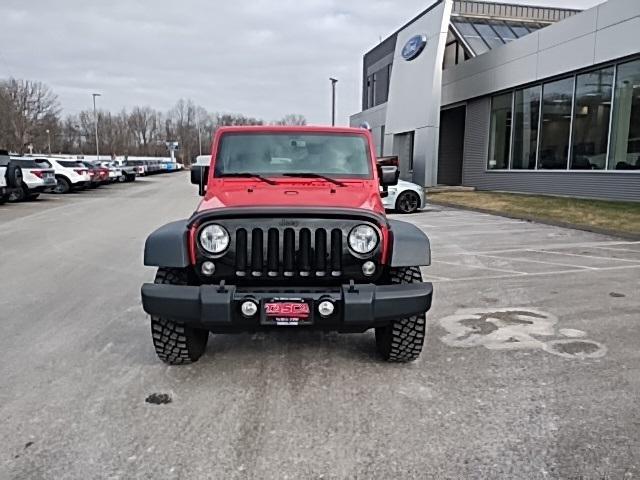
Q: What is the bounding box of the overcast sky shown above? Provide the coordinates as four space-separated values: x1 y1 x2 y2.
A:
0 0 604 125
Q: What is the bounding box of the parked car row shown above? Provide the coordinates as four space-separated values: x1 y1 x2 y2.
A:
122 158 184 176
0 151 183 204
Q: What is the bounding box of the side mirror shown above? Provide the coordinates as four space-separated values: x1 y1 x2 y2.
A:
190 165 209 196
378 165 399 187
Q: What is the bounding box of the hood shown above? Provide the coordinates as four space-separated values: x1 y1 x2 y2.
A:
197 179 385 214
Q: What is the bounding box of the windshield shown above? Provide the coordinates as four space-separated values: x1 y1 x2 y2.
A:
214 133 372 179
13 159 39 168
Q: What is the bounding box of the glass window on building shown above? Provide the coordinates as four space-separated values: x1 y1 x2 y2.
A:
490 20 518 43
609 59 640 170
512 85 541 169
570 67 614 170
505 21 530 38
488 92 513 170
471 20 505 49
452 19 489 56
539 77 574 169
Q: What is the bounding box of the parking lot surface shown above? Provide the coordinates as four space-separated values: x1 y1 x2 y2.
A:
1 174 639 479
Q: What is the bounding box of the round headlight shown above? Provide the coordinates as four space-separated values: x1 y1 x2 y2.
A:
199 224 230 254
348 225 378 254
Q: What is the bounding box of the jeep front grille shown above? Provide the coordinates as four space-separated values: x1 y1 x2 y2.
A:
234 227 343 278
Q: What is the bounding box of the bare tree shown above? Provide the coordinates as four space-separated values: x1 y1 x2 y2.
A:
274 114 307 126
128 106 158 155
0 77 286 163
0 78 61 153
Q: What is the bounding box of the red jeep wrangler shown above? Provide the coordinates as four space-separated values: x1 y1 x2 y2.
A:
141 126 433 364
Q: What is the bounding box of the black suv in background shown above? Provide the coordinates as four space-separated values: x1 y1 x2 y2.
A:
0 150 23 205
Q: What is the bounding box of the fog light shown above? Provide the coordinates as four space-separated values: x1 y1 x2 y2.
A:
241 300 258 317
201 261 216 276
362 261 376 276
318 300 335 317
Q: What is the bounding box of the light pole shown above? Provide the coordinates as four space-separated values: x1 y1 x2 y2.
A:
196 114 202 156
92 93 101 160
75 124 82 155
330 77 338 126
45 129 51 154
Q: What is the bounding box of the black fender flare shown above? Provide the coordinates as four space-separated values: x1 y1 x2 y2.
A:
144 219 190 267
388 219 431 267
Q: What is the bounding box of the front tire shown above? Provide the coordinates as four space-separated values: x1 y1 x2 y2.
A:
150 268 209 365
375 266 427 362
395 191 421 214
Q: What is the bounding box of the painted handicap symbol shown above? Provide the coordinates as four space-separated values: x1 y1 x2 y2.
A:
439 307 606 359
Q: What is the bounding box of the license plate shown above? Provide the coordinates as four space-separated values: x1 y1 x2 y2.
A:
261 298 312 326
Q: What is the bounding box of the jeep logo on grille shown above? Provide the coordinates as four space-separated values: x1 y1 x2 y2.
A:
279 219 299 227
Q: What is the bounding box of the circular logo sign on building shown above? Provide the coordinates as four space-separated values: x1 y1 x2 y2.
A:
401 34 428 61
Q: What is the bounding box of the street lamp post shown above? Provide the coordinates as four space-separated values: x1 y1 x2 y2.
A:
75 124 82 154
196 114 202 156
92 93 101 160
330 77 338 126
45 129 51 154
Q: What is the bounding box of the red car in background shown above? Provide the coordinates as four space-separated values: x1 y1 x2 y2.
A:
84 162 109 185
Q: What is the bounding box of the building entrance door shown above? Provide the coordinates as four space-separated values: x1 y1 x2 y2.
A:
438 106 466 185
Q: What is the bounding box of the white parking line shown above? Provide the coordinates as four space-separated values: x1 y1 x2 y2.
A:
424 264 640 283
425 222 528 229
536 249 640 264
425 268 585 283
433 259 527 275
433 240 640 257
589 245 640 253
469 253 596 270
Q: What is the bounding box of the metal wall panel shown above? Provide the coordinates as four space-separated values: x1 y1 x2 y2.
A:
462 98 640 202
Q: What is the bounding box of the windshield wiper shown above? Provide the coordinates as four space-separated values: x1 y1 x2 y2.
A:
218 172 277 185
282 173 346 187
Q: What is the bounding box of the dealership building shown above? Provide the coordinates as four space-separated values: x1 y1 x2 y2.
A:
350 0 640 201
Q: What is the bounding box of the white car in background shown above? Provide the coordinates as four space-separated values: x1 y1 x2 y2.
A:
9 157 56 201
36 157 91 193
382 179 426 214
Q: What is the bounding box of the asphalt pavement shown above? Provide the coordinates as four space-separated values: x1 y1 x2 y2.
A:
1 173 639 479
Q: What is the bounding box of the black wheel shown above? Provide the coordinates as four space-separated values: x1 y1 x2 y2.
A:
395 190 421 214
0 194 8 205
54 176 71 194
375 266 427 362
150 268 209 365
27 193 40 201
9 183 28 202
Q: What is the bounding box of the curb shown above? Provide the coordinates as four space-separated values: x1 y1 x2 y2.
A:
427 200 640 241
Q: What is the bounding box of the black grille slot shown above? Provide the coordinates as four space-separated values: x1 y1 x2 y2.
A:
299 228 311 276
235 229 247 276
315 229 327 276
283 228 295 277
251 228 263 277
330 229 342 276
267 228 279 276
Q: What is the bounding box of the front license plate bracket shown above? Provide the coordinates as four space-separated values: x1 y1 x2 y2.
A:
261 297 313 326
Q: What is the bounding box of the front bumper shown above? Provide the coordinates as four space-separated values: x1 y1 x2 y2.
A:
141 282 433 332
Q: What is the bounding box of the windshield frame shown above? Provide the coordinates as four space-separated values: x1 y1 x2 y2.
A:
212 131 374 180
